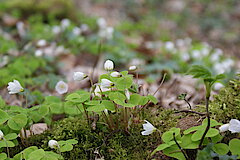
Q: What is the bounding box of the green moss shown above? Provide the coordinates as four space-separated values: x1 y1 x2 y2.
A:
10 107 180 159
209 76 240 123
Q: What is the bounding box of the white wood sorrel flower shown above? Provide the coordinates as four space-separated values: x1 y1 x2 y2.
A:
48 140 59 149
0 130 4 140
73 72 88 81
101 79 114 88
55 81 68 94
110 71 121 77
141 120 156 135
7 80 24 94
104 60 114 71
219 119 240 133
129 65 137 71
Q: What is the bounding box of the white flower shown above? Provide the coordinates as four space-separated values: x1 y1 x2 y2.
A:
129 65 137 71
125 89 130 100
98 27 114 39
80 24 89 32
35 50 43 57
181 53 190 61
37 39 47 47
48 140 59 149
213 82 224 90
0 130 4 140
97 17 107 29
141 120 156 135
52 26 61 34
219 124 230 133
7 80 24 94
55 81 68 94
104 60 114 71
192 50 201 59
72 27 82 36
61 18 70 29
110 71 121 77
165 41 175 51
101 79 114 88
94 85 111 97
229 119 240 133
73 72 88 81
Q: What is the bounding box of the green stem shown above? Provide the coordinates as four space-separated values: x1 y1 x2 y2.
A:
3 137 10 158
199 81 211 148
173 133 189 160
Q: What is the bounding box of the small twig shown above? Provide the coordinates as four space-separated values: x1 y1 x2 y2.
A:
153 73 167 96
175 110 206 116
173 133 189 160
184 98 192 110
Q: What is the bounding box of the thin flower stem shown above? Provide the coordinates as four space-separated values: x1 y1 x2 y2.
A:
173 133 189 160
83 105 90 126
153 73 167 96
3 137 10 158
136 72 139 86
102 112 113 130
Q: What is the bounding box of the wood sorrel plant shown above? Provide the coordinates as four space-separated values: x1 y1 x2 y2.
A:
65 61 157 132
151 65 229 160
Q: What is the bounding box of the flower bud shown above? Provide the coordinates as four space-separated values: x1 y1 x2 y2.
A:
129 65 137 71
48 140 59 149
73 72 87 81
0 130 4 140
104 60 114 71
110 71 121 77
101 79 114 88
219 124 230 133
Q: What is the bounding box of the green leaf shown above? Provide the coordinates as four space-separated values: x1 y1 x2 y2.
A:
115 76 133 90
163 144 186 160
44 96 61 103
181 134 199 149
4 133 18 141
113 99 135 107
49 103 64 114
60 144 73 152
38 105 49 116
0 141 15 148
28 149 45 160
0 153 7 160
211 134 223 143
147 95 158 104
202 118 222 127
212 143 229 155
0 109 10 125
109 92 126 102
84 101 100 106
64 102 82 115
215 74 225 80
191 128 219 141
229 139 240 157
7 114 28 130
187 65 211 79
101 100 115 111
183 126 202 135
162 131 174 143
152 143 170 155
66 139 78 145
65 92 90 103
87 104 105 112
